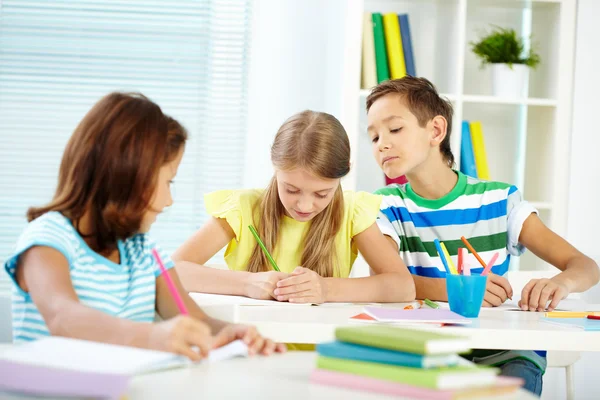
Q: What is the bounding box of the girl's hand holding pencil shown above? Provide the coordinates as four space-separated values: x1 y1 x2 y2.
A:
212 324 287 356
149 315 213 361
275 266 328 304
244 271 291 300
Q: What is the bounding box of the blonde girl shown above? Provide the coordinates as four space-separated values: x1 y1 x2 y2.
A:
174 110 415 304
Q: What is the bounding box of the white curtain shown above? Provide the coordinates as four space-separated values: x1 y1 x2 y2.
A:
0 0 252 294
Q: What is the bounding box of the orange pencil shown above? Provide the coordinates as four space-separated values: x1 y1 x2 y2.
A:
460 236 487 269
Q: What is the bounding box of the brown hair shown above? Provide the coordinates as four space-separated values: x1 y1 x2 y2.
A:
366 76 455 167
246 111 350 277
27 92 188 253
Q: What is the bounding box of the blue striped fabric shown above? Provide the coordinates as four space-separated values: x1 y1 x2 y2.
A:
380 199 509 228
374 171 547 371
4 211 173 343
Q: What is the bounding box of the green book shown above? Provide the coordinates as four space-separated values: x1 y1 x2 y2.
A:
371 13 390 83
317 356 498 390
335 325 470 355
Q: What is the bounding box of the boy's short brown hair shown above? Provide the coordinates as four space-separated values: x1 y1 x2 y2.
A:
366 77 454 167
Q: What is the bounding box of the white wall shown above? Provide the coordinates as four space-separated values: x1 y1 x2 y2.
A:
244 1 600 397
542 1 600 399
243 0 360 189
567 0 600 298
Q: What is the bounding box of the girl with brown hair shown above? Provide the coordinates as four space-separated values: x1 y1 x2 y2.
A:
4 92 283 358
174 110 415 304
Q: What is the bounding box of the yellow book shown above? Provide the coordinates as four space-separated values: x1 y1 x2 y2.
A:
361 13 377 89
382 13 406 79
469 121 490 180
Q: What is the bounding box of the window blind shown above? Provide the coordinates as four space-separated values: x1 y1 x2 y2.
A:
0 0 252 294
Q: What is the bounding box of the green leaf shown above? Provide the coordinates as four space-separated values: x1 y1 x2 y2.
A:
469 26 541 69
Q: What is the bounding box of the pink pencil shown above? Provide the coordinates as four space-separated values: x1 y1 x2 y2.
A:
481 252 499 276
152 248 188 315
463 261 471 276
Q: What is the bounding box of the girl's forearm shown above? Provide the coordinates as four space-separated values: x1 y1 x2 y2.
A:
175 261 252 296
47 300 154 348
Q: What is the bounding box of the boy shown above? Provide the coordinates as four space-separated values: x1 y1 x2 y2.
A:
367 76 599 396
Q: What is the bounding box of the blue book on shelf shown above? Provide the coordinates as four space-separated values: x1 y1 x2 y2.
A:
398 14 416 77
460 120 478 178
316 341 459 369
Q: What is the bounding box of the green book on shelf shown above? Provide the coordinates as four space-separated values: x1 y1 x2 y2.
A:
317 356 498 390
335 325 470 355
371 13 389 83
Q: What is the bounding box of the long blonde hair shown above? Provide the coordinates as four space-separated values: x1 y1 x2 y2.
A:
246 111 351 277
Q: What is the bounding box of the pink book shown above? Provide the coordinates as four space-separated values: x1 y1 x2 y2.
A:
311 369 523 400
0 359 129 399
363 307 473 325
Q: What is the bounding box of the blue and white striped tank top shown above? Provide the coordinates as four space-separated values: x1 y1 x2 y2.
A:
4 211 174 343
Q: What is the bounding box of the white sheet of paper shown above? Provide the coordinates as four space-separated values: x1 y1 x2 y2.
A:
1 337 248 375
499 296 590 311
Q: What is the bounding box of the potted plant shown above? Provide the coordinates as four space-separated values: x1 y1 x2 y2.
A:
470 26 541 98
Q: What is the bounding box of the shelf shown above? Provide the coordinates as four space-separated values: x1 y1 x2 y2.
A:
477 0 565 8
476 0 562 6
359 91 554 106
350 0 575 239
359 89 457 102
462 95 557 107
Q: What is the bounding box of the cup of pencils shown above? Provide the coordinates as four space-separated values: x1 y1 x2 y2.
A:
434 237 498 318
446 274 487 318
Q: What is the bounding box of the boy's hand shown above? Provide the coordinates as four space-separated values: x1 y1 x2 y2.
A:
212 324 287 356
273 267 327 304
244 271 290 300
149 315 212 361
519 278 570 312
482 273 513 307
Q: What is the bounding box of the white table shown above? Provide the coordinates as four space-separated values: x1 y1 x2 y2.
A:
191 294 600 352
0 350 538 400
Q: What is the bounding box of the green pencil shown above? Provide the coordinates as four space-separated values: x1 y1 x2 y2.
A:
424 298 440 309
248 225 281 272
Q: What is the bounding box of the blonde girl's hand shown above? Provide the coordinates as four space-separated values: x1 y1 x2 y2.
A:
212 324 287 356
273 266 328 304
244 271 291 300
148 315 213 361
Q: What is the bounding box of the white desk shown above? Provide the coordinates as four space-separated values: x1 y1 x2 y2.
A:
0 351 538 400
192 294 600 352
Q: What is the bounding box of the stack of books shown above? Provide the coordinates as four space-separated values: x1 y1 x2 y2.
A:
311 325 524 399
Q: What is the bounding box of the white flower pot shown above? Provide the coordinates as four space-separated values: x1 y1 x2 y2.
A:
490 63 529 98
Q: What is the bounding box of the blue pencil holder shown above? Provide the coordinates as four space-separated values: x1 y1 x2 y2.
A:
446 274 487 318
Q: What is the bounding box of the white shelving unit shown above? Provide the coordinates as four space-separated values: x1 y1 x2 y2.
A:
341 0 577 271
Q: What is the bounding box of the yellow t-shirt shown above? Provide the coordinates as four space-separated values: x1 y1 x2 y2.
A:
204 189 382 275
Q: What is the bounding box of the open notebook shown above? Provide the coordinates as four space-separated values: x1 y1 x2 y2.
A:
1 336 248 374
0 337 248 398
